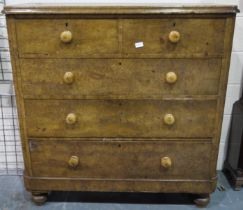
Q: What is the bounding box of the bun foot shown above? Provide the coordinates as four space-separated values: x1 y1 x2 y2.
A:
31 192 48 205
193 193 210 208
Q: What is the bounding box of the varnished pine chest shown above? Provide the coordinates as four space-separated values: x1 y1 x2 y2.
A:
4 4 238 207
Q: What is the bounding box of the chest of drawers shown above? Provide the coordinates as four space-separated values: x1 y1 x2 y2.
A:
4 4 238 207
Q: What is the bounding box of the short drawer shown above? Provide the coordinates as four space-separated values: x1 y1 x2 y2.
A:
16 19 119 58
123 19 225 57
20 58 221 99
29 140 211 180
25 99 216 138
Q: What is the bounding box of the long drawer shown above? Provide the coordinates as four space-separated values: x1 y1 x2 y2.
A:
25 99 216 138
20 58 221 99
29 140 211 180
16 18 225 58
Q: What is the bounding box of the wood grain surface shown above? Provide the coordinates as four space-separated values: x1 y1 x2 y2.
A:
20 58 222 99
29 140 211 180
25 99 217 138
16 18 225 58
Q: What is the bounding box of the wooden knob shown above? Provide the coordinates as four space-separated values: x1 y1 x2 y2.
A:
161 157 172 169
164 114 175 125
166 72 177 84
68 156 79 169
63 72 74 84
169 31 180 43
60 30 72 43
66 113 77 125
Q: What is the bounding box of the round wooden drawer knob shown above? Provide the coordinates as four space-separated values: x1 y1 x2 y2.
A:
161 157 172 169
169 31 180 43
164 113 175 125
68 156 79 169
60 30 72 43
63 72 74 84
166 72 177 84
66 113 77 125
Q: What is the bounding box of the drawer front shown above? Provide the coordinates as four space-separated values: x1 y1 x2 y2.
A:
30 140 211 180
123 19 225 57
25 100 216 138
16 19 119 57
20 59 221 99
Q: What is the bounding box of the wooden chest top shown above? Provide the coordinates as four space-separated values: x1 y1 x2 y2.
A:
3 3 239 15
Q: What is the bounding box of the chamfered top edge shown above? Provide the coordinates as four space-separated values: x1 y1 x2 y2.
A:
2 3 240 15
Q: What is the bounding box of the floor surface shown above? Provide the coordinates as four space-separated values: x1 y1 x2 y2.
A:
0 172 242 210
